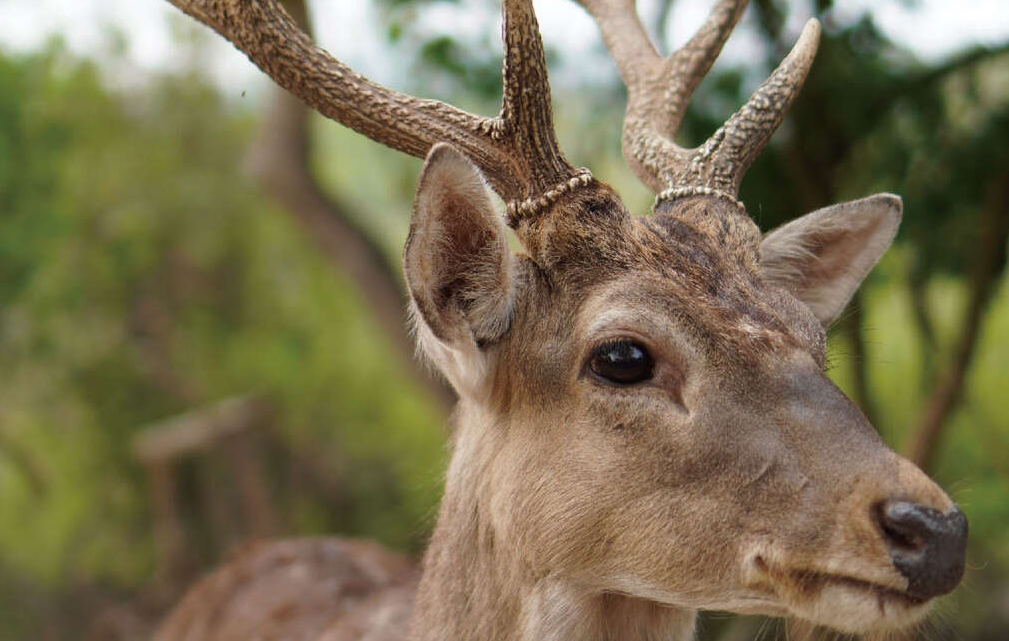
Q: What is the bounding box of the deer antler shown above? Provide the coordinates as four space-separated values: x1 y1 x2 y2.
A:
164 0 591 222
575 0 820 206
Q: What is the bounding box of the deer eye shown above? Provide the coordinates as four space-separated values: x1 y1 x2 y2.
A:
589 339 654 385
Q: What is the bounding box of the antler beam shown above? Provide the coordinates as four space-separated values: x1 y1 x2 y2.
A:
575 0 820 200
165 0 588 213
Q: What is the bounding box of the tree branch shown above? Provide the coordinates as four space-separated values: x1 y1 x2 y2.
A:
905 170 1009 470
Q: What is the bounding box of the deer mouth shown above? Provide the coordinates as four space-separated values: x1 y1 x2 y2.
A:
753 557 932 633
787 570 929 609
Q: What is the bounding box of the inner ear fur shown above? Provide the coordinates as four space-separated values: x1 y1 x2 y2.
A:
760 194 902 327
404 143 513 352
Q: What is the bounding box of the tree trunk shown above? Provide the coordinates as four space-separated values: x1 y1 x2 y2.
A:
839 290 880 426
246 0 455 413
905 171 1009 470
908 269 938 385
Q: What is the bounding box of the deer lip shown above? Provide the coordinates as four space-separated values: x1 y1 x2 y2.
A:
788 570 929 608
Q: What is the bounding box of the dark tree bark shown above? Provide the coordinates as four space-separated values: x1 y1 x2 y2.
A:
908 270 938 370
905 171 1009 470
837 290 880 426
246 0 455 413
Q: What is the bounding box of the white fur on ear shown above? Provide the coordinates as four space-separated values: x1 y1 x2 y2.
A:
403 144 514 396
760 194 902 326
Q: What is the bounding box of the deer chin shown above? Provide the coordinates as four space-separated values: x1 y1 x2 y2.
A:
757 565 932 634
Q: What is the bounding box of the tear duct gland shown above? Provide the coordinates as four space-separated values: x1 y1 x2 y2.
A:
154 0 968 640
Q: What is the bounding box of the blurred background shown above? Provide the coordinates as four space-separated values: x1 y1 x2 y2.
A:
0 0 1006 639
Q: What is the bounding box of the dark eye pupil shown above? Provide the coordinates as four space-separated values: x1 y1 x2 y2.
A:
590 340 654 385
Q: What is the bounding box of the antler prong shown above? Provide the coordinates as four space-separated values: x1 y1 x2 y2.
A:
660 0 748 134
577 0 820 204
164 0 591 221
696 18 821 194
169 0 819 225
498 0 583 201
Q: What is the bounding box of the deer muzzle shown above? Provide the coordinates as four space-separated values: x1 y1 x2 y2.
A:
875 500 968 600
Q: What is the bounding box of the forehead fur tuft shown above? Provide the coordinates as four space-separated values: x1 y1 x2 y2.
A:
651 196 762 267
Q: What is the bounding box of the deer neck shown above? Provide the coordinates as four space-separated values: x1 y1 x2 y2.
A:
409 403 697 641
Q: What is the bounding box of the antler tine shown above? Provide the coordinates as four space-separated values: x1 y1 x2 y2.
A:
575 0 747 193
694 19 821 196
165 0 589 220
578 0 820 204
499 0 588 200
658 0 748 135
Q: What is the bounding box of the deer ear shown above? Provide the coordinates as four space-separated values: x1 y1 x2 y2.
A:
760 194 901 327
404 144 513 385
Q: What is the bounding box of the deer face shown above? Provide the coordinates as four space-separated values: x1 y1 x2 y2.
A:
404 145 966 634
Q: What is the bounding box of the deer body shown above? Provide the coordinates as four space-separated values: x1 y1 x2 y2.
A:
155 1 968 639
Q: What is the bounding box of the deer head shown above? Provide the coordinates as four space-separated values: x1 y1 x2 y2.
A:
165 0 967 637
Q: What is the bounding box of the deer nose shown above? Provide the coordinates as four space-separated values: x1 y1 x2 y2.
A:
876 500 968 600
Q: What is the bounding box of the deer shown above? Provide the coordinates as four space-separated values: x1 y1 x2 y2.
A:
153 0 968 639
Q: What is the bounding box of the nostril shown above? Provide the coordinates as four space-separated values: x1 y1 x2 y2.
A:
880 520 923 552
876 501 929 553
875 500 968 600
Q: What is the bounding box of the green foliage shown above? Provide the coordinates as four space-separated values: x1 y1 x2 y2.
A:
0 43 444 637
1 1 1007 638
